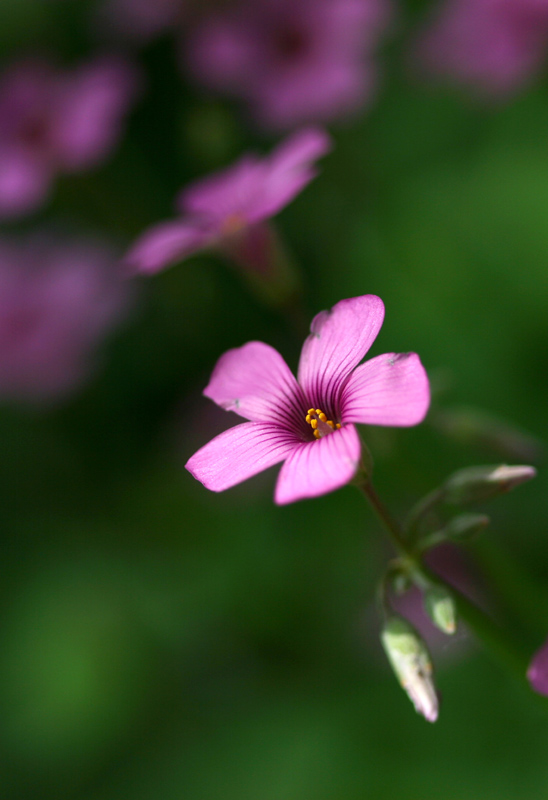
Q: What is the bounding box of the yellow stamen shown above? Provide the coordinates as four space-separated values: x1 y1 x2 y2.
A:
304 407 342 439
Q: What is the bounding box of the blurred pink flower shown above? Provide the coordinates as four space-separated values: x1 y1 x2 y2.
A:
527 638 548 695
186 295 430 505
99 0 182 41
125 127 331 275
413 0 548 97
185 0 392 130
0 56 139 220
0 236 130 403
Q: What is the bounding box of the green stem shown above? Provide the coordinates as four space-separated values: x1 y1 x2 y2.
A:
357 478 530 681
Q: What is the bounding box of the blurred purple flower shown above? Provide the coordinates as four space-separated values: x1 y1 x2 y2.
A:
99 0 182 41
0 235 130 403
527 638 548 695
186 295 430 505
185 0 392 130
0 56 139 220
125 127 331 275
413 0 548 97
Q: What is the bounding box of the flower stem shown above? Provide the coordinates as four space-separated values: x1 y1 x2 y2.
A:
357 477 530 681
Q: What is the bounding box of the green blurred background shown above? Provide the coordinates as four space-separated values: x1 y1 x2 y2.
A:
2 1 548 798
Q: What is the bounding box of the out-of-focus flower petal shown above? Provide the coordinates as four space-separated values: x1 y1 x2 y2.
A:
274 423 360 504
0 235 129 403
298 294 385 416
178 129 330 224
177 156 263 219
125 220 213 274
185 12 255 91
204 341 306 429
185 421 298 492
52 57 140 171
0 145 52 219
253 127 332 218
341 352 430 426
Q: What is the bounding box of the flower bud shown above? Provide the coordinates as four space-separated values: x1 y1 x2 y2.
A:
444 513 490 541
527 638 548 697
424 586 457 635
381 616 439 722
442 464 536 506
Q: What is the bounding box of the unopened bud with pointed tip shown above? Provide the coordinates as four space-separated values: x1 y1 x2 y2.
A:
424 586 457 635
443 464 536 506
381 616 439 723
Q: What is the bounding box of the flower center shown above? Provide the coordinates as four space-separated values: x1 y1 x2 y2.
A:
274 24 309 60
305 408 341 440
221 213 247 237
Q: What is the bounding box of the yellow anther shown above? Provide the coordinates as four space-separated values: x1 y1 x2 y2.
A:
305 414 311 424
313 429 321 439
307 408 315 415
315 409 321 415
318 412 327 423
327 420 334 429
311 419 318 429
336 423 341 429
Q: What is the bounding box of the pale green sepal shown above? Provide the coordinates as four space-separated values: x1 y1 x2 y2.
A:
424 586 457 635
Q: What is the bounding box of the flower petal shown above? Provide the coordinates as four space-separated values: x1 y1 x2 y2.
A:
340 352 430 426
177 156 264 220
274 423 361 505
125 219 213 274
297 295 385 416
52 57 140 171
268 128 333 174
0 145 52 219
185 421 297 493
204 341 306 430
251 128 332 219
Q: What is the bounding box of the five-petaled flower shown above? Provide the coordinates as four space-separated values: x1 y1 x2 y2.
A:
186 0 392 130
125 127 331 276
412 0 548 98
0 57 139 220
186 295 430 505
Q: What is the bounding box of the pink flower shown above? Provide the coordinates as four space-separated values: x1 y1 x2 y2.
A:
186 295 430 505
0 235 130 403
0 57 139 220
527 638 548 696
185 0 392 130
413 0 548 97
125 127 331 275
